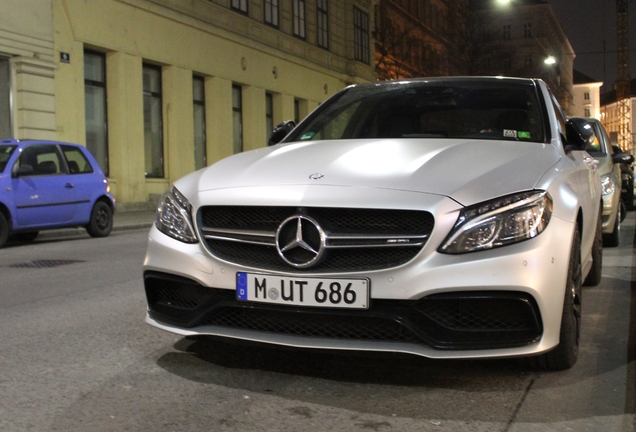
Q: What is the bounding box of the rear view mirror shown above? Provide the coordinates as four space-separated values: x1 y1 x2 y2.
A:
14 164 34 177
268 120 296 146
565 118 595 151
613 151 634 165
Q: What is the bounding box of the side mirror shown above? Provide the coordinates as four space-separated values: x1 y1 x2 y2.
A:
268 120 296 146
14 164 34 177
565 118 595 151
613 152 634 165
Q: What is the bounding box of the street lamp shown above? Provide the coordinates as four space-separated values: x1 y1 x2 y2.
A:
544 55 557 65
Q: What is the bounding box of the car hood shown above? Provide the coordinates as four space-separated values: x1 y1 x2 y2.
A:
195 139 560 206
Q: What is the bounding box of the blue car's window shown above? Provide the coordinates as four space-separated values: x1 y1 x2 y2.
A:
61 145 94 174
0 145 16 172
16 145 64 176
287 80 546 144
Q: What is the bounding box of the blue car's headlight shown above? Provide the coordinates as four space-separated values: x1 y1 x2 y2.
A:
439 191 552 254
155 187 198 243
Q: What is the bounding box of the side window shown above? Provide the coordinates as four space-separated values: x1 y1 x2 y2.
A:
15 145 64 176
61 145 94 174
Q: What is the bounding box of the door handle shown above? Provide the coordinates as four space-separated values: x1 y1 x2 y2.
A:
65 183 74 189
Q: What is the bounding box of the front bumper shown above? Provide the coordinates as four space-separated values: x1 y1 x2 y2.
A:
143 210 575 360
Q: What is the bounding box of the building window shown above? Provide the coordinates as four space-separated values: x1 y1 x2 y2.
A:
503 24 511 40
317 0 329 49
0 56 10 139
584 108 591 117
523 23 532 39
84 51 109 176
232 85 243 154
143 64 164 178
193 76 207 170
265 92 274 144
293 0 306 38
354 7 370 64
584 92 590 100
524 54 533 68
294 98 300 124
264 0 279 26
232 0 248 14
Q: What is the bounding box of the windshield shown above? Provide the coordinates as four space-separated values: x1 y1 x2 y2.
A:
286 80 547 144
0 145 16 173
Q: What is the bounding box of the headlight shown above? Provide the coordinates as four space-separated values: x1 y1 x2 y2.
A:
601 176 615 196
439 191 552 254
155 187 198 243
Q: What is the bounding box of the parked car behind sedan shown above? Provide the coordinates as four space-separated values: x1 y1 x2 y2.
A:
144 77 601 370
0 139 115 247
571 118 633 246
613 144 635 211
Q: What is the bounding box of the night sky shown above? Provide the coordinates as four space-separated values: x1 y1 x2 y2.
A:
548 0 636 93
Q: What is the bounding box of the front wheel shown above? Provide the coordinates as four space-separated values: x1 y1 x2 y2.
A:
0 212 8 248
527 224 582 370
86 201 113 238
603 204 620 248
585 213 603 285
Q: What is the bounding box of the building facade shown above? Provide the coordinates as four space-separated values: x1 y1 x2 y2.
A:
470 0 575 113
600 79 636 154
571 70 602 119
374 0 470 80
2 0 376 210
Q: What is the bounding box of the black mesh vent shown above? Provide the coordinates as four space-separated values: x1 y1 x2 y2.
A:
144 272 543 350
203 308 421 342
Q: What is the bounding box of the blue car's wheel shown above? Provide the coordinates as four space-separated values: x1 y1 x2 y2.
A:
86 201 113 238
0 212 8 248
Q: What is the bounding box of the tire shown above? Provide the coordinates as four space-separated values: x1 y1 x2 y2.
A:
526 224 582 370
603 204 620 248
625 178 635 210
620 201 627 222
85 201 113 238
14 231 39 242
0 212 8 249
585 213 603 285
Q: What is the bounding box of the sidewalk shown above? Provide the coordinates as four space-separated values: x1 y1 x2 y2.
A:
38 209 156 240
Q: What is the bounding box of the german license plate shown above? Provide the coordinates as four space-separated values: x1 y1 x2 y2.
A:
236 272 369 309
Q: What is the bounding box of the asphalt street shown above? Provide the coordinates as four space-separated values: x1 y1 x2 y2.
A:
0 213 634 431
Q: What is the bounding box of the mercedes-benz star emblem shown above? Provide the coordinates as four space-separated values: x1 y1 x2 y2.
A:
275 215 326 268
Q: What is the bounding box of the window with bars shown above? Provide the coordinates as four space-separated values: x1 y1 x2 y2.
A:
354 7 369 64
232 0 248 14
317 0 329 49
143 64 164 178
503 24 511 40
523 23 532 39
0 56 10 140
84 50 109 176
265 92 274 144
293 0 306 38
232 85 243 154
193 76 207 170
264 0 279 27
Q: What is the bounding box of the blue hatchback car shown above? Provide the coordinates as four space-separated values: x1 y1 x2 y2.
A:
0 139 115 247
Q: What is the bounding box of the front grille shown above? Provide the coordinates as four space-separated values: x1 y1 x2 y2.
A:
197 206 434 273
145 272 543 350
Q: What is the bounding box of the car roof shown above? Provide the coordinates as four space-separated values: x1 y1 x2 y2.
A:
0 139 83 148
346 76 541 90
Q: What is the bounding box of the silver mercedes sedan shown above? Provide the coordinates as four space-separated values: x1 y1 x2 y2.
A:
143 77 601 370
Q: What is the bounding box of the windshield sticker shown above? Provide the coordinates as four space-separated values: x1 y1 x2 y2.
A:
518 131 531 139
503 129 517 138
300 132 315 140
